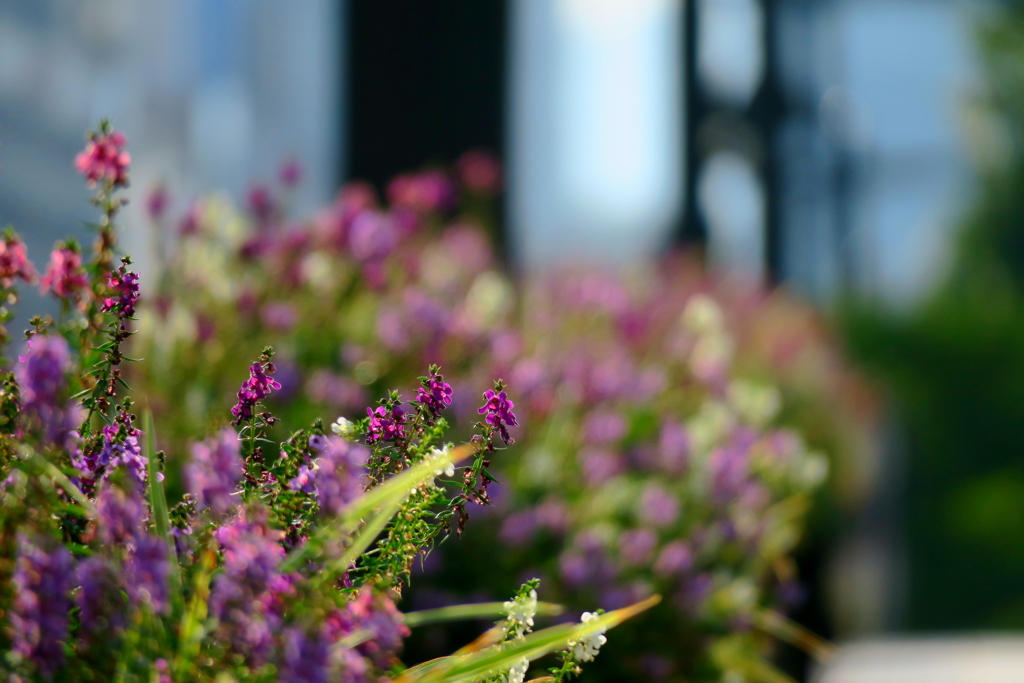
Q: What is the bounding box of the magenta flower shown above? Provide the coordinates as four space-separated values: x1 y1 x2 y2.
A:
75 129 130 187
366 404 405 444
40 247 89 298
417 367 454 419
145 185 169 221
231 359 282 425
76 556 128 638
478 386 518 444
0 232 36 287
100 260 141 319
279 159 303 188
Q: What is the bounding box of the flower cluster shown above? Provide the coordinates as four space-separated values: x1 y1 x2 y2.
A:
74 128 131 187
232 349 282 425
40 246 89 299
0 125 650 683
100 256 141 319
129 149 867 680
0 231 35 287
478 384 518 445
417 365 454 419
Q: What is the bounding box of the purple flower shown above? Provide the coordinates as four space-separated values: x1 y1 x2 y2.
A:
417 367 454 419
97 415 149 487
289 464 317 494
638 484 680 528
76 556 128 637
306 435 369 517
499 510 537 547
279 627 330 683
16 335 70 414
478 387 518 444
279 159 303 188
247 184 276 224
365 404 405 445
349 211 397 262
96 486 145 547
231 358 282 425
345 587 410 667
100 259 140 319
654 541 694 578
658 420 689 475
210 507 288 665
261 302 298 332
579 448 624 487
145 184 169 221
187 428 244 518
11 535 73 679
618 528 657 567
128 535 171 615
583 410 627 445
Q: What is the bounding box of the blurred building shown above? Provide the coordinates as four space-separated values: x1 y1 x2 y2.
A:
0 0 340 309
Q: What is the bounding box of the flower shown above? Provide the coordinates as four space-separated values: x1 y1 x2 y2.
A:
330 416 359 441
100 260 141 319
97 412 149 487
145 185 169 221
16 335 70 412
503 588 538 639
96 486 145 547
568 612 608 663
504 658 529 683
75 129 130 187
210 507 288 665
0 232 36 287
11 535 74 678
231 358 282 425
247 184 276 224
128 535 171 615
638 484 680 528
478 387 518 444
365 404 405 444
187 428 244 518
15 334 80 447
306 434 369 517
417 367 454 419
279 160 303 188
344 587 410 667
279 627 330 683
76 556 128 638
40 247 88 298
456 149 502 195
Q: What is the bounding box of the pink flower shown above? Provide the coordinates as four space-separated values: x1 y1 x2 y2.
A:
40 248 88 298
279 159 303 187
74 130 130 187
0 233 36 287
456 149 502 194
145 185 169 221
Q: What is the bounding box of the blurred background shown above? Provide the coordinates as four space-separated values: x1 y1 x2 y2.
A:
2 0 1022 679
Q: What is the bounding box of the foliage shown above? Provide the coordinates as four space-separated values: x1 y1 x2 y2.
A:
0 122 651 683
130 145 874 679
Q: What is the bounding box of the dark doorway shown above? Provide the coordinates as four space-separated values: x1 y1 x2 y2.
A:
345 1 507 190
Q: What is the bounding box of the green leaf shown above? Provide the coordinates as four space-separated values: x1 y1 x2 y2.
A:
404 601 564 628
398 595 660 683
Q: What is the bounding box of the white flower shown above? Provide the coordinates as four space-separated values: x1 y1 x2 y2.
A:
430 446 455 478
503 589 538 639
331 417 358 441
568 612 607 662
504 657 529 683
